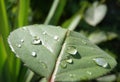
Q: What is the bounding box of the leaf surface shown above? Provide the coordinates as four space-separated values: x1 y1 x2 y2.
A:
8 25 116 82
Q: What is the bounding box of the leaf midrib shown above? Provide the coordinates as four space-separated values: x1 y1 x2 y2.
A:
50 30 70 82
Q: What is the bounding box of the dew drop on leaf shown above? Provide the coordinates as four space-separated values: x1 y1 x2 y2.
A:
31 51 37 57
60 61 67 68
17 44 22 48
32 36 42 45
93 58 108 68
67 46 77 55
32 39 42 45
54 35 59 41
20 39 24 43
66 58 73 64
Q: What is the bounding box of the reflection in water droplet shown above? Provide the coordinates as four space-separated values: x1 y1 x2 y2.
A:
17 44 21 48
82 40 87 45
66 58 73 64
54 36 59 41
32 39 42 45
67 46 77 55
40 62 47 69
20 39 24 43
60 61 67 68
93 58 108 68
32 51 37 57
42 31 47 35
86 71 92 75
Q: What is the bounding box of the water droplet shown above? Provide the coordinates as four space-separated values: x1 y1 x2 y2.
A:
60 61 67 68
69 74 75 78
32 51 37 57
93 58 108 68
42 31 47 35
67 46 77 55
86 71 92 75
20 39 24 43
54 36 59 41
40 62 47 69
17 44 21 48
82 40 87 45
66 58 73 64
32 39 42 45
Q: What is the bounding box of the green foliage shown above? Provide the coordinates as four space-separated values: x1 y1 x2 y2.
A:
8 25 116 81
0 0 120 82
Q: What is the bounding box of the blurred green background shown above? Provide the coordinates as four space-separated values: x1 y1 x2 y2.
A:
0 0 120 82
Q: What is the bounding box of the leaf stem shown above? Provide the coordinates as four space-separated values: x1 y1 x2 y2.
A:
44 0 59 25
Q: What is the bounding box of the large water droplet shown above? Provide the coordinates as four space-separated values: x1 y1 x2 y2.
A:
32 39 42 45
66 58 73 64
54 35 59 41
20 39 24 43
67 46 77 55
32 51 37 57
17 44 22 48
93 58 108 68
60 61 67 68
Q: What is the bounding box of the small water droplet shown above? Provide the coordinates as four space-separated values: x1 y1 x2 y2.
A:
86 71 92 75
54 36 59 41
42 31 47 35
32 51 37 57
17 44 21 48
20 39 24 43
66 58 73 64
67 46 77 55
82 40 87 45
60 61 67 68
93 58 108 68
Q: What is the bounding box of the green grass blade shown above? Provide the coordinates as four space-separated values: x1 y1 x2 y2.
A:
62 1 88 30
47 0 67 25
0 35 7 73
0 0 10 38
18 0 30 27
44 0 60 24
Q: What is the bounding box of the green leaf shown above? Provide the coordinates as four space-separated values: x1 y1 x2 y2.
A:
88 31 118 44
84 1 107 26
8 25 116 81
